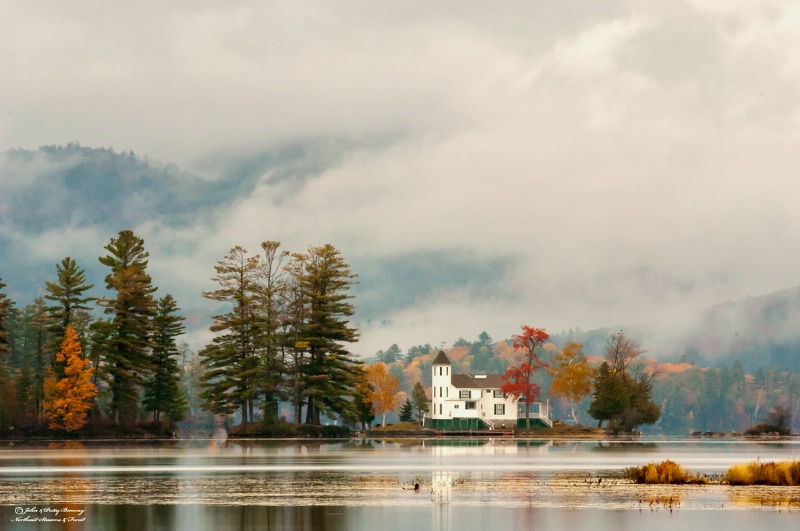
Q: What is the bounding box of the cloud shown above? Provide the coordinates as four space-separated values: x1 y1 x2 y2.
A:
4 1 800 358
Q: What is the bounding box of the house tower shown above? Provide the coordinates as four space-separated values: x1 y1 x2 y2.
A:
431 350 451 419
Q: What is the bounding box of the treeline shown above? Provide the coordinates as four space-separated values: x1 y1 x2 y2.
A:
654 363 800 434
2 229 798 437
0 230 188 435
0 230 363 437
366 333 799 434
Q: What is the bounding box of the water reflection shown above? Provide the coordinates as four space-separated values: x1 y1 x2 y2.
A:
728 486 800 509
0 438 799 530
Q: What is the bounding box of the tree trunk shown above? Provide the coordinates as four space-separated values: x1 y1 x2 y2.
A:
525 397 530 429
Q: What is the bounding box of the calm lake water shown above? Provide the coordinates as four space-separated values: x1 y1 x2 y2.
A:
0 437 798 530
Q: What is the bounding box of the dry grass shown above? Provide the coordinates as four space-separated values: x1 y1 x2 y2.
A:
624 460 708 485
724 461 800 486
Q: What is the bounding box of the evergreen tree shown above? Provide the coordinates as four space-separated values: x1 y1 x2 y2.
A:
587 362 618 427
376 344 403 364
411 381 430 425
0 277 11 370
282 270 311 424
0 278 15 428
587 333 660 433
254 241 290 421
43 325 97 432
143 294 187 424
16 358 35 417
13 298 50 418
45 257 95 377
200 246 262 423
399 398 414 422
97 230 157 424
290 245 361 425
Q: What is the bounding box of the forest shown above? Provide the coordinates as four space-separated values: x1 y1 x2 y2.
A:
0 230 362 437
0 228 798 437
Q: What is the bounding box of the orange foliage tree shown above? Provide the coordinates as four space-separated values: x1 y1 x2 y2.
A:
43 325 97 432
501 326 550 429
550 342 595 425
365 362 402 427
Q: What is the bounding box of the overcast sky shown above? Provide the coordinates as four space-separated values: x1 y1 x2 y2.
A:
3 1 800 356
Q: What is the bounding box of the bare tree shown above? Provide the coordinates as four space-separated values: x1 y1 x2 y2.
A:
605 331 646 375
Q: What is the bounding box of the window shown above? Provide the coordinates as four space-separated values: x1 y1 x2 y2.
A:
439 404 442 415
493 390 505 398
494 404 505 415
446 387 448 397
465 401 476 410
454 404 459 409
460 390 470 399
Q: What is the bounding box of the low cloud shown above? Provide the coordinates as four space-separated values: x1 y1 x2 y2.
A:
4 2 800 358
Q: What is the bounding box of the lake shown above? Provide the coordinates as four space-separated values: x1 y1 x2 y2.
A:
0 436 798 530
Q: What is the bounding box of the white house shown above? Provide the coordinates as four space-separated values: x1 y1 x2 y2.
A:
425 351 552 430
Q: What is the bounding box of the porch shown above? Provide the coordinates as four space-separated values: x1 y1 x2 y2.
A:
517 401 552 428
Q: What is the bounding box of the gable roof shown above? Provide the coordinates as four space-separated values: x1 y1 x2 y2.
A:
432 350 451 365
451 373 505 389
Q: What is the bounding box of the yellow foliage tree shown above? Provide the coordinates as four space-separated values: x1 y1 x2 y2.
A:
550 342 595 425
43 325 97 432
365 362 402 427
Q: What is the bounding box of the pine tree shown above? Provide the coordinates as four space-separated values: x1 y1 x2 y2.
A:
45 257 95 377
254 241 290 421
97 230 157 424
0 278 15 428
43 325 97 432
16 358 35 417
399 398 414 422
143 295 187 424
14 298 50 418
0 277 11 371
200 247 262 423
290 245 361 425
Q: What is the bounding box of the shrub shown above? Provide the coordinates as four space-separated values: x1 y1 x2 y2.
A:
745 406 793 436
724 461 800 486
624 460 706 484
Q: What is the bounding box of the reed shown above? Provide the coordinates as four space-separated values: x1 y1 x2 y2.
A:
724 461 800 486
624 460 707 484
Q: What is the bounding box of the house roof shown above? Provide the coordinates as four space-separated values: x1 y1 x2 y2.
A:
432 350 451 365
451 373 505 389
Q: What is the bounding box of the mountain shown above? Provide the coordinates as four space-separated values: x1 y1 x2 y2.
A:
3 144 800 371
1 144 252 233
682 286 800 372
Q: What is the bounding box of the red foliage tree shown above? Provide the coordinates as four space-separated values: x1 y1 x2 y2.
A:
502 326 549 429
